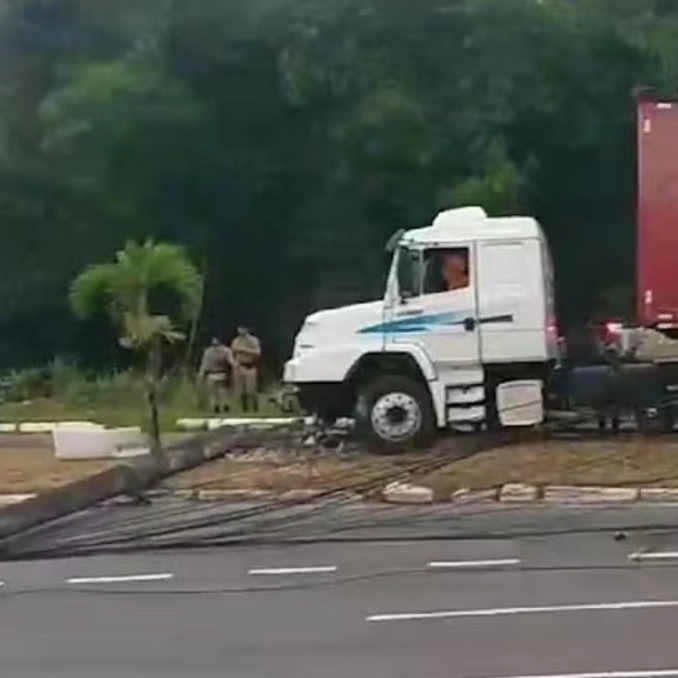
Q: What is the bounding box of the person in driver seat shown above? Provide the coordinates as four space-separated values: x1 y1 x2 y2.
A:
440 249 469 291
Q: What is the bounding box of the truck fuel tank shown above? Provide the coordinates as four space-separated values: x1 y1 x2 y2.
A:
562 362 664 411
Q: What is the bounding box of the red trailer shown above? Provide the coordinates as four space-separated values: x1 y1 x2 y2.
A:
637 95 678 336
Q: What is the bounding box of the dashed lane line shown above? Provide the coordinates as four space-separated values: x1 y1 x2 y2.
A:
66 573 175 585
367 599 678 622
629 551 678 562
428 559 521 569
478 670 678 678
248 566 338 576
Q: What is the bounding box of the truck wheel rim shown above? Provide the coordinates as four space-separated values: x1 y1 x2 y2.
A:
371 392 421 442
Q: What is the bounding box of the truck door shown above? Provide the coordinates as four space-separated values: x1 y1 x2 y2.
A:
387 244 482 367
476 238 545 363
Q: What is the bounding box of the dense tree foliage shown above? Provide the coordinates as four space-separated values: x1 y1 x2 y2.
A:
0 0 675 370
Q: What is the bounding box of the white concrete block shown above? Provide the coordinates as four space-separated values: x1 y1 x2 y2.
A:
543 485 639 503
211 417 299 428
0 423 17 433
450 487 499 504
639 487 678 502
0 493 36 506
19 422 56 433
176 418 208 431
53 426 146 460
206 418 226 431
53 421 103 430
383 482 434 504
109 427 146 450
499 483 539 502
53 428 110 459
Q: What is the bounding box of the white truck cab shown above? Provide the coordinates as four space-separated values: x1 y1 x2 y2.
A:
284 206 559 452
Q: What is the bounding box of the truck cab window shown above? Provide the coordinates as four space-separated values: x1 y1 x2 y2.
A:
423 247 470 293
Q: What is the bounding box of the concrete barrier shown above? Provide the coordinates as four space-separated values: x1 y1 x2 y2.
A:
14 421 101 434
383 481 434 504
451 487 499 504
499 483 539 502
0 494 36 507
543 485 639 503
19 422 56 433
205 417 301 431
0 426 288 552
176 418 208 431
53 426 147 460
53 421 102 430
639 487 678 502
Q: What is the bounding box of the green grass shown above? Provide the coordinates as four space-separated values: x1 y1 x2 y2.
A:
0 361 286 431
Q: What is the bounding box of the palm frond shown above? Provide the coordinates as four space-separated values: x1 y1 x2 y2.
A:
69 262 119 319
141 241 204 320
71 239 202 351
120 312 186 349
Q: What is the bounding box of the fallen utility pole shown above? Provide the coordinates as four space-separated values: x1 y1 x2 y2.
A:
0 424 295 549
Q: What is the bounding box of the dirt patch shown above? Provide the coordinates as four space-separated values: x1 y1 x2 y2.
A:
5 435 678 497
167 437 678 498
0 448 109 493
422 437 678 499
166 456 404 494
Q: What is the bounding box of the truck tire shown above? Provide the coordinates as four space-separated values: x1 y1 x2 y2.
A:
354 375 435 454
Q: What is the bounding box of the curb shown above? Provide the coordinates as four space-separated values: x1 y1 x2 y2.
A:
0 417 304 435
499 483 540 503
382 484 678 506
4 485 678 507
177 417 304 432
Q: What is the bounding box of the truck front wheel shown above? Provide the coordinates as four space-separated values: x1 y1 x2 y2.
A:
354 375 435 454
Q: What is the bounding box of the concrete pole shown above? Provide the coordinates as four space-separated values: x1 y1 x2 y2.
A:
0 425 287 550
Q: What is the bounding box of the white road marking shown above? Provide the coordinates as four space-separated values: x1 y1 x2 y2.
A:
67 573 174 585
248 566 338 575
428 559 521 569
367 599 678 622
482 670 678 678
629 551 678 562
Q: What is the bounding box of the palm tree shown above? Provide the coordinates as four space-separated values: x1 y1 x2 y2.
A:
70 239 203 454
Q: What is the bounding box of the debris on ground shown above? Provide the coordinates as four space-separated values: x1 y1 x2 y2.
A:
4 430 678 496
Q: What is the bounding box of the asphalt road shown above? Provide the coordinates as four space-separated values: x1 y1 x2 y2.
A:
5 505 678 677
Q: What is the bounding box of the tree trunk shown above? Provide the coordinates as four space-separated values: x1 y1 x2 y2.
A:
183 263 205 374
147 337 163 457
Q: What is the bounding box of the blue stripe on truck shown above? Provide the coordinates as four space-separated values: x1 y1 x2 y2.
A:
358 312 513 334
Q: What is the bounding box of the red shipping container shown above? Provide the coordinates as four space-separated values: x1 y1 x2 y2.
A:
637 96 678 332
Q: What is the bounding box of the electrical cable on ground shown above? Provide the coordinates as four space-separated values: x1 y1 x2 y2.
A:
6 398 678 560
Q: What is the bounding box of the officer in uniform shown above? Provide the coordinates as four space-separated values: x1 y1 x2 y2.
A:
198 337 232 414
230 326 261 413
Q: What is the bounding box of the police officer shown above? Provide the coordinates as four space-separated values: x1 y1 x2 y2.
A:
198 337 232 414
230 326 261 413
